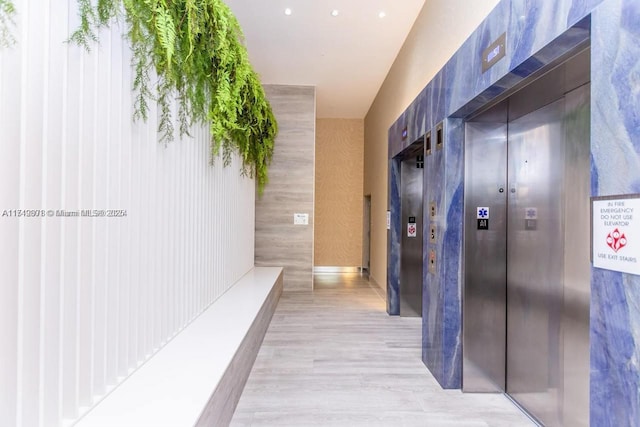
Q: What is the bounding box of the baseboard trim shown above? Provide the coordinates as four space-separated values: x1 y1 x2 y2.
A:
313 266 366 274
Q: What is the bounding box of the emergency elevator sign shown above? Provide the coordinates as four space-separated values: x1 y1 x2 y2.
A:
592 195 640 276
477 207 489 230
408 217 417 238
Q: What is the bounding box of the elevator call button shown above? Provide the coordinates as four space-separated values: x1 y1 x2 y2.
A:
429 250 436 274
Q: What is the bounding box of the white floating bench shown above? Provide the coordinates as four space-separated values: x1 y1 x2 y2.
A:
75 267 283 427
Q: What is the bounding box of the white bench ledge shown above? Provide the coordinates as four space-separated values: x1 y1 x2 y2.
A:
75 267 283 427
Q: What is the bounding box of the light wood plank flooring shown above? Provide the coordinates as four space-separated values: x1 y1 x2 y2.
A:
231 273 534 426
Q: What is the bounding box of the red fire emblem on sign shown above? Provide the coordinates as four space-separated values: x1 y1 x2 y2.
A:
606 228 627 253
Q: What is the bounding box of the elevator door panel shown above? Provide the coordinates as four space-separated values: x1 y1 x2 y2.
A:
463 119 507 392
400 155 423 317
506 99 565 425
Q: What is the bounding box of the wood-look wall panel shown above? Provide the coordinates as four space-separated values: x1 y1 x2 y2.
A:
0 7 256 426
315 119 364 267
256 86 315 291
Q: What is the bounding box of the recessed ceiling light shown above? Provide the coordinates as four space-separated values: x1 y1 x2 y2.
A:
284 8 292 16
331 9 339 17
378 11 386 18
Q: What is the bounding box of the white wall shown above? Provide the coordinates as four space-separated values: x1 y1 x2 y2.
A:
0 2 255 426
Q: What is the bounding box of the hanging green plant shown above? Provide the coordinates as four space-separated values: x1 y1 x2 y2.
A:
70 0 277 192
0 0 16 47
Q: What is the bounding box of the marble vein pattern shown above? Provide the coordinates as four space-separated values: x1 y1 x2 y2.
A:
387 0 640 421
230 274 534 427
590 0 640 425
387 159 401 315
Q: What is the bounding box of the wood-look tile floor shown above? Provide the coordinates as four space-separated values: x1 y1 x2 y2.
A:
230 273 534 427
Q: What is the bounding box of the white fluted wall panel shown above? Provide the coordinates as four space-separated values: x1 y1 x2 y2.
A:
0 2 255 426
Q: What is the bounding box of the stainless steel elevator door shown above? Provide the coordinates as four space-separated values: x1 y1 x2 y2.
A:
400 155 423 317
463 113 508 392
506 98 566 424
463 48 591 427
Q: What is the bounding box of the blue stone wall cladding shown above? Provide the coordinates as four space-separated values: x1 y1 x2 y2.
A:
387 0 640 422
591 1 640 425
387 159 401 315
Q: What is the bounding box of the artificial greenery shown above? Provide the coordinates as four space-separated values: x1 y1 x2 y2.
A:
0 0 15 47
71 0 277 192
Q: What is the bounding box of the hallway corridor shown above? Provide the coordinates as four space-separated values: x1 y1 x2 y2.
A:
230 274 534 426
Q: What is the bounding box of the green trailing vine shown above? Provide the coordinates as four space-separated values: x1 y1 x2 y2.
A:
0 0 15 47
70 0 277 192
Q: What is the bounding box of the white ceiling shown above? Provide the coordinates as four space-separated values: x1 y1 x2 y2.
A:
224 0 426 119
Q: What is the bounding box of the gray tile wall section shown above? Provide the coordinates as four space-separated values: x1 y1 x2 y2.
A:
256 85 316 291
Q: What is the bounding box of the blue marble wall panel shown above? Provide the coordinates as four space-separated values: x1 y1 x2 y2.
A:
422 121 445 383
387 0 640 419
441 119 465 388
407 91 427 145
387 158 401 315
388 115 407 159
590 0 640 425
421 117 465 388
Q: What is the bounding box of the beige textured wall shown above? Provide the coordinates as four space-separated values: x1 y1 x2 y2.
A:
256 85 316 290
363 0 499 287
315 119 364 267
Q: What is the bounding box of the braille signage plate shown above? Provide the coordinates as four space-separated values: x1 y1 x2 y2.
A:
592 194 640 276
482 33 506 73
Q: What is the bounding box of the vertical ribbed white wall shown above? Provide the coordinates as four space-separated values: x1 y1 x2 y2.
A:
0 2 255 426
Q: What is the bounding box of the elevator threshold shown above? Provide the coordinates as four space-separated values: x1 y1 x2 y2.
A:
505 393 548 427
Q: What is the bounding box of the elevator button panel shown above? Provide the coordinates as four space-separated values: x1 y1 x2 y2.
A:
430 223 437 243
430 201 437 219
